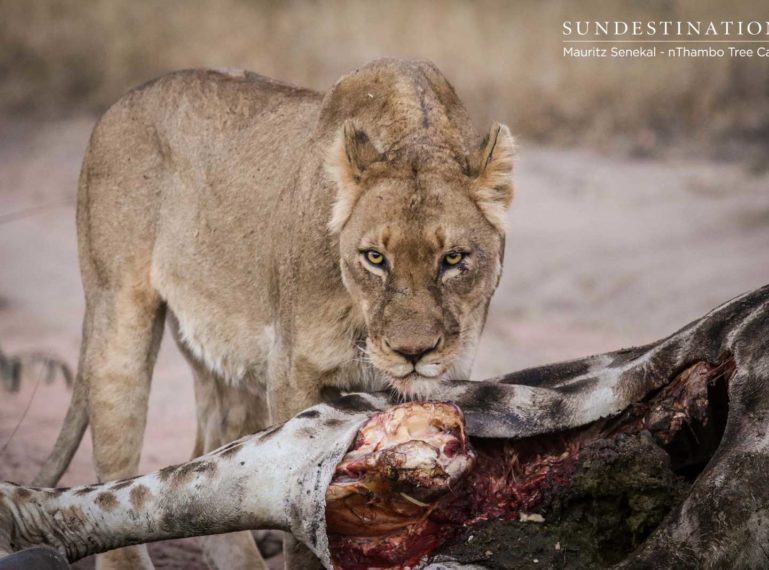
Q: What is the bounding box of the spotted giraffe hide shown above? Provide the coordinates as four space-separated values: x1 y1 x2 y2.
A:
1 284 768 569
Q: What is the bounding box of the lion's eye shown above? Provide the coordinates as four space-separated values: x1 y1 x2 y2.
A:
443 252 464 266
363 250 386 267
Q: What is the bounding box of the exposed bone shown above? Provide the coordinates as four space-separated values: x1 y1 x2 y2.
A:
326 403 476 569
0 284 767 569
326 402 475 537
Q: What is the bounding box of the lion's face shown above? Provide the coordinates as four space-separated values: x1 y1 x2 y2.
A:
328 121 514 397
338 173 503 396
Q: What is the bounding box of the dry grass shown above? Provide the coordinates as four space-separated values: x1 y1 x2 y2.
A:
1 0 768 151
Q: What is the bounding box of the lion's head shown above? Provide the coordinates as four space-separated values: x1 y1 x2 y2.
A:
327 119 514 397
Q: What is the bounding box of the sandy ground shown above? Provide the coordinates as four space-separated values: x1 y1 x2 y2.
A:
1 116 767 567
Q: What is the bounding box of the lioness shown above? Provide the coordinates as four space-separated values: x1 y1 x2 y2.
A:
36 59 514 569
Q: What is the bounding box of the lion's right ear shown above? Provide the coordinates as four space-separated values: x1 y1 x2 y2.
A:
326 120 383 234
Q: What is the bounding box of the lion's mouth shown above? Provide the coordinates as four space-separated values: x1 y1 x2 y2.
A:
386 372 447 399
366 338 455 397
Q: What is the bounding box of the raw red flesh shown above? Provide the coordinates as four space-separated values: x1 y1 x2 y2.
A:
326 358 735 570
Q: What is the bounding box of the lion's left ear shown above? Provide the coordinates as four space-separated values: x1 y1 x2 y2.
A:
326 120 384 234
470 123 515 233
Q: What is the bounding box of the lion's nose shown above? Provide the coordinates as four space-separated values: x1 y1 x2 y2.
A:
386 337 441 365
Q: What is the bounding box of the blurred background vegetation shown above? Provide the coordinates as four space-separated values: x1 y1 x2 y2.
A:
1 0 768 155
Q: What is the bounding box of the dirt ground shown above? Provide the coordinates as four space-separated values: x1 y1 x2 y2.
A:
1 116 768 567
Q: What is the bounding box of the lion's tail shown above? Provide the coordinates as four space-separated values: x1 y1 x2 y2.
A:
32 374 88 487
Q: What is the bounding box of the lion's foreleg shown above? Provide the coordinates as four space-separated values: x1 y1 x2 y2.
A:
187 356 272 570
266 352 331 570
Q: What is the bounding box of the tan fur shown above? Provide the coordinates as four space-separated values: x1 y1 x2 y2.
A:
471 123 516 232
36 59 514 569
